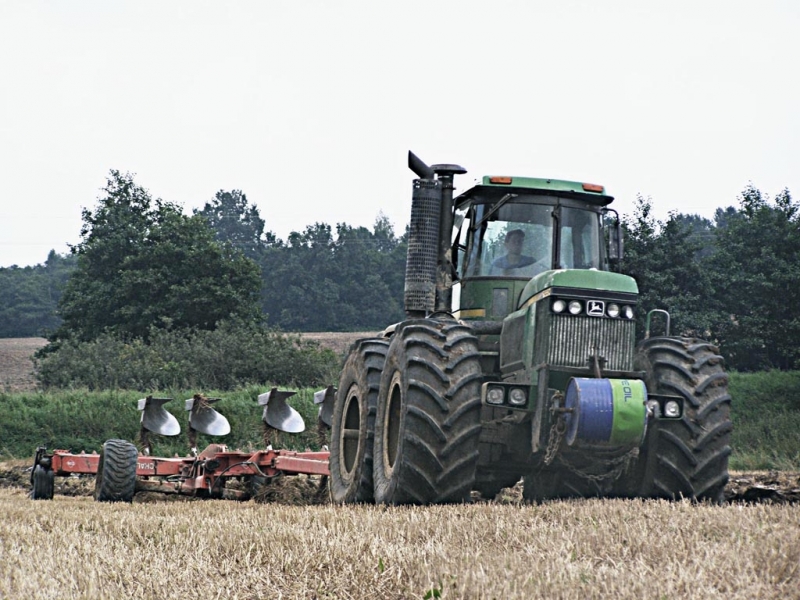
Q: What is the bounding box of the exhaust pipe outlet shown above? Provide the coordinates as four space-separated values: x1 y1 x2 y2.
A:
408 150 435 179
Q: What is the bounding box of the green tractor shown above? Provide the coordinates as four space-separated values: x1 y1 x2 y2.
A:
328 152 732 504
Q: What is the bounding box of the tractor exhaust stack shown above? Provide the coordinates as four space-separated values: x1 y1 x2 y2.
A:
405 151 466 316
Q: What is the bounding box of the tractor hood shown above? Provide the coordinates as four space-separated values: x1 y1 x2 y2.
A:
518 269 638 309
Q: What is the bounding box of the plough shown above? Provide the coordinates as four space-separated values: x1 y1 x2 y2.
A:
30 386 337 502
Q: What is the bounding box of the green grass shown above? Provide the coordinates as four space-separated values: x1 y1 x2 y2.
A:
0 386 326 460
1 371 799 470
728 370 800 470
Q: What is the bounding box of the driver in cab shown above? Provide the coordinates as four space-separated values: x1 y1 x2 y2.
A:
490 229 549 277
492 229 534 272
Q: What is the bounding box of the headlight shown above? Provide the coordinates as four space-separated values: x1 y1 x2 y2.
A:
486 387 505 405
568 300 582 315
664 400 681 418
509 388 527 406
607 303 620 318
552 299 566 314
646 399 660 418
622 305 634 319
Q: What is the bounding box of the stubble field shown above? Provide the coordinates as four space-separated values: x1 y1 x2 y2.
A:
1 337 799 598
1 485 799 599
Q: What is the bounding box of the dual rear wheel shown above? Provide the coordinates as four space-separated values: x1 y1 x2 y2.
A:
330 318 484 505
329 339 389 503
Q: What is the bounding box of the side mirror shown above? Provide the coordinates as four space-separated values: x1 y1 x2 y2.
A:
608 219 623 262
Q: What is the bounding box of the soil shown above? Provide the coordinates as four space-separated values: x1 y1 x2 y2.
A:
0 337 47 392
2 458 798 504
300 331 383 356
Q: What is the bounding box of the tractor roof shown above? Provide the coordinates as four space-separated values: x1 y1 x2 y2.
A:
455 176 615 207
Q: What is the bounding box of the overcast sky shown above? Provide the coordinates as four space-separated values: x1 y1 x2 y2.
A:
1 1 798 267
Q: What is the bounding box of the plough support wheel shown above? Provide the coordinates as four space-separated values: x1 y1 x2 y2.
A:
31 465 55 500
94 439 138 503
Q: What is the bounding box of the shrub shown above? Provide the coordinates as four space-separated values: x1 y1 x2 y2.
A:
34 321 340 391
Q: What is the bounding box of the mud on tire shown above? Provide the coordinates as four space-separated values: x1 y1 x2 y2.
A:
329 338 389 503
373 318 483 505
94 439 138 502
621 337 732 502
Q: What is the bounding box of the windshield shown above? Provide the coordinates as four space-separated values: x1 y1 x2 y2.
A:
461 199 602 278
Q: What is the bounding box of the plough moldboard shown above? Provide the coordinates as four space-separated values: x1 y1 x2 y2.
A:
30 386 338 502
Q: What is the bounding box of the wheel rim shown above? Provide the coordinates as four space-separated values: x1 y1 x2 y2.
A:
340 384 362 476
383 372 402 477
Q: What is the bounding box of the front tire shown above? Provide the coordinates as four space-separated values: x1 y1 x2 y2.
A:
329 338 389 503
373 318 483 505
94 439 138 502
623 337 732 502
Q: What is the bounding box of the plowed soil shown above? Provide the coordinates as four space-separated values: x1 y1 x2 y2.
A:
0 337 47 392
2 459 798 504
300 331 382 356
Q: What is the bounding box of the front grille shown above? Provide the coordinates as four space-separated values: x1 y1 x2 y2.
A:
547 315 635 371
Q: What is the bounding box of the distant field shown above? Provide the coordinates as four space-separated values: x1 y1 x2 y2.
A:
0 334 376 392
0 337 46 392
299 331 381 356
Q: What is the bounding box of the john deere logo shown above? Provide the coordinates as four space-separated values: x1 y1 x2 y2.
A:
587 300 605 316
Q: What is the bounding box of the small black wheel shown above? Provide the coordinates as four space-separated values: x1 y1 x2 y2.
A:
373 318 483 505
329 338 388 503
31 465 55 500
94 439 138 502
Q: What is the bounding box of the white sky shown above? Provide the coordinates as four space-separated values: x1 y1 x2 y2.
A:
1 1 798 267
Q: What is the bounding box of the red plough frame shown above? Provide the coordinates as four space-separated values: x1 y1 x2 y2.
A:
36 444 330 500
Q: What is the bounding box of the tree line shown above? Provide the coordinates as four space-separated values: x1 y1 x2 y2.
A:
1 170 797 374
620 187 799 371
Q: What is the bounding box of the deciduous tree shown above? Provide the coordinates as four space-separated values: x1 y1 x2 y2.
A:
53 171 261 342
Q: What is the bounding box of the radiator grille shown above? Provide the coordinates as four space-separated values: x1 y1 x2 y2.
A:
547 315 635 371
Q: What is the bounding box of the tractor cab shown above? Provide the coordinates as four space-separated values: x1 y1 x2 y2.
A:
451 176 621 321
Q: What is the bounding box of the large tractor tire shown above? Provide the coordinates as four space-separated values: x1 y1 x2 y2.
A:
31 465 55 500
620 337 732 502
373 318 483 505
329 338 389 503
94 439 138 503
